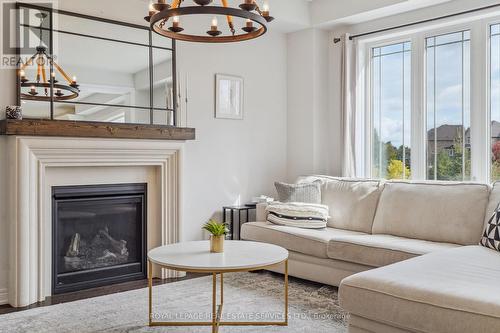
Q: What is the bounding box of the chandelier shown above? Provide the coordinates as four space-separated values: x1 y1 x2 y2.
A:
19 12 79 101
145 0 274 43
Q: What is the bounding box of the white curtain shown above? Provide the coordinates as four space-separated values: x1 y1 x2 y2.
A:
340 33 357 177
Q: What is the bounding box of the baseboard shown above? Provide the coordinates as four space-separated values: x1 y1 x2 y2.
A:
0 289 8 305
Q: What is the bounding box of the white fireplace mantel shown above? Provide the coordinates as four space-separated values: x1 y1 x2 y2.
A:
6 136 185 307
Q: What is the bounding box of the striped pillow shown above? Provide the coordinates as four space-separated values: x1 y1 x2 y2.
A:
266 202 329 229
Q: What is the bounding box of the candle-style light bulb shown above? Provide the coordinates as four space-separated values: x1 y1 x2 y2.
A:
19 70 25 77
246 19 253 28
261 1 273 21
148 3 156 16
169 15 184 32
263 1 269 12
207 16 221 36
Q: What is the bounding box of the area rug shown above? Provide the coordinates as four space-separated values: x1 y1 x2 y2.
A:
0 272 348 333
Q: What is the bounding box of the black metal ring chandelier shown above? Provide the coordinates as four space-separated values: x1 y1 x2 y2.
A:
145 0 274 43
19 12 79 101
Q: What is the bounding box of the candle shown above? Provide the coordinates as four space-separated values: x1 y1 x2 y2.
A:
19 70 25 78
246 19 253 28
148 3 156 16
211 17 218 31
72 76 77 83
56 89 62 95
262 1 270 17
30 85 36 94
245 0 253 4
173 16 180 28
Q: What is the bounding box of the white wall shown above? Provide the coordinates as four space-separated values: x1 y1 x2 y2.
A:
0 67 15 304
177 32 288 240
0 4 288 303
0 137 7 303
287 28 332 181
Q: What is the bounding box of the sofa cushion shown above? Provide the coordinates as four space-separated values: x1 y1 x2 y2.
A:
340 246 500 333
327 234 459 267
266 202 329 229
274 180 321 203
372 181 490 245
297 176 383 233
240 221 366 259
485 181 500 226
479 203 500 251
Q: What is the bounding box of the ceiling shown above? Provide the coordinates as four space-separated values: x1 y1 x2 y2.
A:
54 0 464 34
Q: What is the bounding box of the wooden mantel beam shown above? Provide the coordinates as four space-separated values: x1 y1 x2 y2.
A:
0 119 195 141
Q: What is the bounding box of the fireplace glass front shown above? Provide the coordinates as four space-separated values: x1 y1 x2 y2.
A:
52 183 147 294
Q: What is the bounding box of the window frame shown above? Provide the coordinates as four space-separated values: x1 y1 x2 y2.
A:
424 28 472 181
368 38 413 179
357 16 499 182
488 19 500 182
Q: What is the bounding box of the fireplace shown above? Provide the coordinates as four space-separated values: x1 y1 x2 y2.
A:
52 183 147 294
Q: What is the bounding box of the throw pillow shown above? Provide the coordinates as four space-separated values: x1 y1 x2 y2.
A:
274 180 321 204
480 203 500 251
266 202 329 229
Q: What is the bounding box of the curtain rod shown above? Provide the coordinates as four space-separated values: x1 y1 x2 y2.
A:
333 2 500 44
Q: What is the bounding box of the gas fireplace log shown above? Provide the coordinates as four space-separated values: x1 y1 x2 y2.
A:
66 233 81 257
97 249 118 261
98 227 129 256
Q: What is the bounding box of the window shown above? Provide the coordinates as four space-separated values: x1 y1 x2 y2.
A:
361 18 500 182
491 24 500 181
371 42 411 179
426 31 471 181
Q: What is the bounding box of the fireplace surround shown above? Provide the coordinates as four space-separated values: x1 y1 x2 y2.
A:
4 136 184 307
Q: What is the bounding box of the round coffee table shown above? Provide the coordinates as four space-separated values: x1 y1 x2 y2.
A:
147 240 289 332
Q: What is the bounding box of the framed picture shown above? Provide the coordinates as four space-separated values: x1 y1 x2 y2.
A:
215 74 244 120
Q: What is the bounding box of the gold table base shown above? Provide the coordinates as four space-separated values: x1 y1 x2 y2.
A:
148 259 289 333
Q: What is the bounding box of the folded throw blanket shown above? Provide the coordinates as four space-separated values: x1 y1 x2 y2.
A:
266 202 329 229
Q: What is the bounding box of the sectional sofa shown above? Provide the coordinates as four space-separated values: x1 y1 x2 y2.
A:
240 175 500 333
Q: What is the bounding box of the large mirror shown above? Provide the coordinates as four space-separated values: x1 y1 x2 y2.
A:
17 4 176 126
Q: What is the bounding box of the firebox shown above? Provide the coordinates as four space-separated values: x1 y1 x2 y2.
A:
52 183 147 294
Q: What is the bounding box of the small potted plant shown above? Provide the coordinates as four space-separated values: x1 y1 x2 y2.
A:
202 219 228 253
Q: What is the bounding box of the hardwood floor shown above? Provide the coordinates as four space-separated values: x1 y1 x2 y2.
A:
0 273 208 315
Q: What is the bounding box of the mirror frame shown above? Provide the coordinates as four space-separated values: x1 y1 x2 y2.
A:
16 2 178 126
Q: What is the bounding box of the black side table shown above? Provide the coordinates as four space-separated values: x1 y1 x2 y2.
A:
222 204 256 240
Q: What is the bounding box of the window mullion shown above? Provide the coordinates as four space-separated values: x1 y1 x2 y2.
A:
433 42 437 181
461 32 465 181
402 49 406 179
471 22 488 182
411 35 426 180
379 54 382 177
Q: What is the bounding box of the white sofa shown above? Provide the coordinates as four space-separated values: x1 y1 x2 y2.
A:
240 175 500 333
